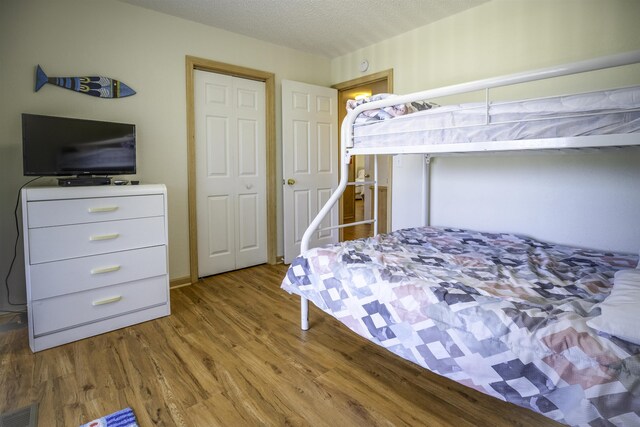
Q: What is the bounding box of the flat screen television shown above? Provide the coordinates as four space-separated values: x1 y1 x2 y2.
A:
22 114 136 183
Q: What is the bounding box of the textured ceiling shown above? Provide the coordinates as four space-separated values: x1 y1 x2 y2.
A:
119 0 489 58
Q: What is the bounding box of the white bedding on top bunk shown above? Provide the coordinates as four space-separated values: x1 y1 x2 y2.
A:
352 86 640 148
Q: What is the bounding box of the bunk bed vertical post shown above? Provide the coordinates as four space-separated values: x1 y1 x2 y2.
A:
373 154 379 236
298 115 354 330
424 155 432 227
484 88 490 125
301 297 309 330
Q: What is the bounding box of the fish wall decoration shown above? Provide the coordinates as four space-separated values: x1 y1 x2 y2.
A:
35 65 136 98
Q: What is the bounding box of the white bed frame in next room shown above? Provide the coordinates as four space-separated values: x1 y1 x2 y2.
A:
298 49 640 331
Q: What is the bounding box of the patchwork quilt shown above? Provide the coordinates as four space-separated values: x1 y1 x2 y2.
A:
281 226 640 426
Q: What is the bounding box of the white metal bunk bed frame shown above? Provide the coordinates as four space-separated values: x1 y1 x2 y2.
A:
298 50 640 330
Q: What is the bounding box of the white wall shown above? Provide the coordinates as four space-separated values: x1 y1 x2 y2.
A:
332 0 640 253
0 0 331 310
390 155 428 231
429 151 640 252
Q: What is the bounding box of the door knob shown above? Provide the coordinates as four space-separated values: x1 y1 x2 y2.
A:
287 178 296 186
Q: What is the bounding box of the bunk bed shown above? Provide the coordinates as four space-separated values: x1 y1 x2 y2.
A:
281 51 640 426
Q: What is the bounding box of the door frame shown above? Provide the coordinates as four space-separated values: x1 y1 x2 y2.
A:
332 69 394 239
186 56 276 283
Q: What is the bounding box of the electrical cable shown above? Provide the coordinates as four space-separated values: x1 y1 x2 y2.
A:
2 176 42 314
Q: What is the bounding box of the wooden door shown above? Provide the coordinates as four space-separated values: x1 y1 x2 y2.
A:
282 80 338 263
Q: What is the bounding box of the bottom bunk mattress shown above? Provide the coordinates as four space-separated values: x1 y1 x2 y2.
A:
281 226 640 426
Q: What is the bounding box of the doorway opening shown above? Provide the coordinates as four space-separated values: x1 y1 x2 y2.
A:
332 70 393 241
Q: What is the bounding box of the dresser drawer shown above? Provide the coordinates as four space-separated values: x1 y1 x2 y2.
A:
29 246 167 300
27 194 164 228
29 216 166 264
32 275 168 337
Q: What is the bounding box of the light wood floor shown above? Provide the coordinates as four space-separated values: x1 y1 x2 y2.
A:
0 264 562 426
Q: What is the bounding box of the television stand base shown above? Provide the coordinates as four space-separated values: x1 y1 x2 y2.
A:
58 176 112 187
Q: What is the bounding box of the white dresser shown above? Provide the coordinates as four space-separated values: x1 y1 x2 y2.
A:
21 184 170 352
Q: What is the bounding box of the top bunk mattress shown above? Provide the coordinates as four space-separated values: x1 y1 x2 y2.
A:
352 86 640 149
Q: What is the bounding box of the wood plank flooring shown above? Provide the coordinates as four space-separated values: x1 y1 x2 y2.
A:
0 264 562 426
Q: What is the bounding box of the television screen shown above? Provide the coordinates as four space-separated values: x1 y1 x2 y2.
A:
22 114 136 176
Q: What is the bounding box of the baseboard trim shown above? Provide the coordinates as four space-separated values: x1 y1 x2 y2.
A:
170 276 192 289
276 255 284 264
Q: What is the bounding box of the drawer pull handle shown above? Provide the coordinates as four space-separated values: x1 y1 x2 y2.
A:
88 206 119 213
92 295 122 306
89 233 120 241
91 265 121 275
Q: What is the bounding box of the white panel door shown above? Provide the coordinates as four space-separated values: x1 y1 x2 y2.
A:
195 70 267 277
282 80 338 263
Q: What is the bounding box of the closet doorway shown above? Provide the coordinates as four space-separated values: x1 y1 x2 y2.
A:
186 57 276 283
332 70 393 241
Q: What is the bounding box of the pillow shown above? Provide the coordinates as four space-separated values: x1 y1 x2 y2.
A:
587 269 640 344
